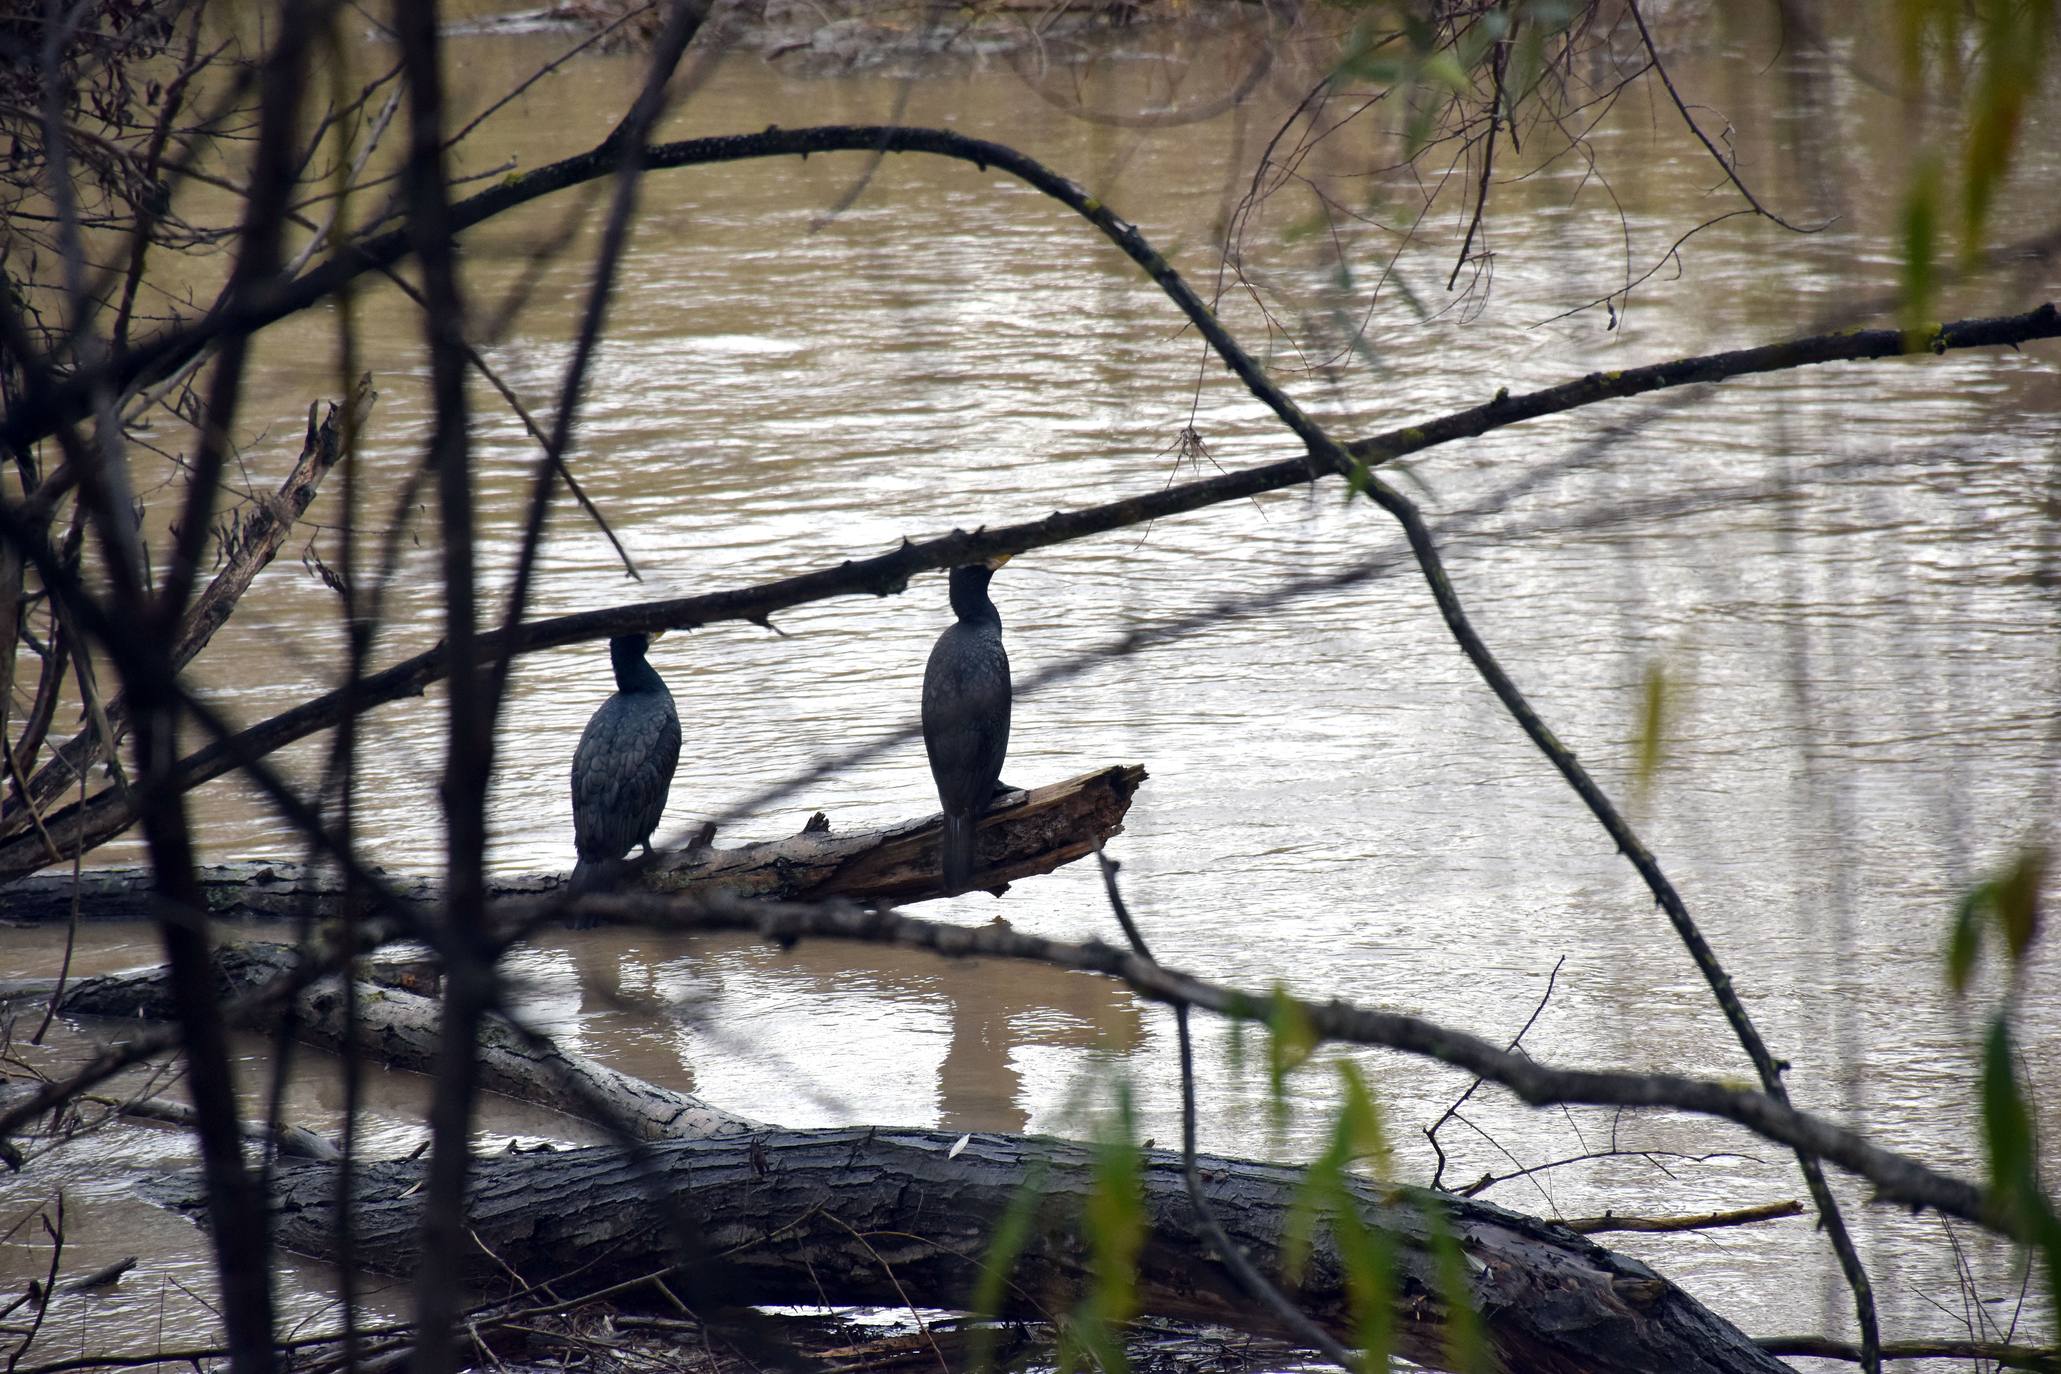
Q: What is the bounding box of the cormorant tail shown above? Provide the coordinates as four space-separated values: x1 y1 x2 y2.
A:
570 856 610 892
941 812 976 891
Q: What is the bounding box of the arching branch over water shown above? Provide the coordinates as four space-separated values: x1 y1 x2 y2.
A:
2 306 2052 884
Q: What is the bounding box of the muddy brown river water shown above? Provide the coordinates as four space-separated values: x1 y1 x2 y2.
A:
2 5 2059 1366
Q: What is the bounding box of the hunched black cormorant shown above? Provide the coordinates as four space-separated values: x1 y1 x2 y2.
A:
923 556 1012 891
571 633 681 889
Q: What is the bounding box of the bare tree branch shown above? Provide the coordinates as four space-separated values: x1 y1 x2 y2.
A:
554 891 2011 1241
2 301 2048 880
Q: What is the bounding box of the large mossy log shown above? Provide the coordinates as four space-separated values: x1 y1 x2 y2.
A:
142 1128 1790 1374
0 765 1144 920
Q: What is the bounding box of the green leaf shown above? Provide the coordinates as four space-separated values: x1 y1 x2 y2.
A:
1977 1012 2061 1326
1344 54 1408 85
1959 0 2050 253
1895 0 1941 92
1995 847 2047 964
1284 1128 1338 1275
1284 1066 1366 1282
1328 1063 1398 1371
1947 848 2049 992
1326 1169 1396 1374
1507 27 1547 107
1268 988 1319 1140
1343 457 1374 501
1981 1016 2036 1212
1450 26 1498 75
1336 1060 1394 1180
1633 658 1670 792
1402 95 1442 160
1055 1326 1082 1374
1282 1140 1338 1284
1947 883 1987 995
1084 1082 1146 1350
1334 16 1405 85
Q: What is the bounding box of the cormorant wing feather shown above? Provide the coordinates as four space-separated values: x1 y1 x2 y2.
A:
572 689 681 860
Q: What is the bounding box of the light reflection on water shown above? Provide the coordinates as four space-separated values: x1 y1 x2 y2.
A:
6 9 2060 1362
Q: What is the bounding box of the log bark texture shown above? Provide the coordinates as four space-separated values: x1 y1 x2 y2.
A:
142 1127 1791 1374
645 764 1142 904
0 765 1142 919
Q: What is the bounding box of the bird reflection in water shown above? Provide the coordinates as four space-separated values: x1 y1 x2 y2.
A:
564 931 1146 1134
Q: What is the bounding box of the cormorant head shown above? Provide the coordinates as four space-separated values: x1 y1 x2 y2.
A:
608 632 665 690
948 555 1009 622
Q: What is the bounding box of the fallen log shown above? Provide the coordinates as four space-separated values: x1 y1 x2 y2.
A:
22 940 760 1140
644 764 1143 904
141 1127 1791 1374
88 1092 343 1160
0 764 1145 920
50 936 1784 1371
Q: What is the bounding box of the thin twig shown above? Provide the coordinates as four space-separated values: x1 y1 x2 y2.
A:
1093 850 1361 1370
556 892 2008 1241
1447 29 1506 291
1754 1335 2061 1371
1426 954 1562 1190
487 0 709 711
1561 1199 1802 1234
3 1194 62 1374
1351 466 1881 1374
1623 0 1829 234
26 767 85 1046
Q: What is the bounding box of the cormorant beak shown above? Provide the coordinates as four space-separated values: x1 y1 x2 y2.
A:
648 629 669 642
982 553 1013 572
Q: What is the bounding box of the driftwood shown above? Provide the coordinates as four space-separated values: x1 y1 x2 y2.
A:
142 1128 1791 1374
88 1091 343 1160
645 764 1143 903
62 941 1786 1373
0 765 1144 920
22 940 759 1141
